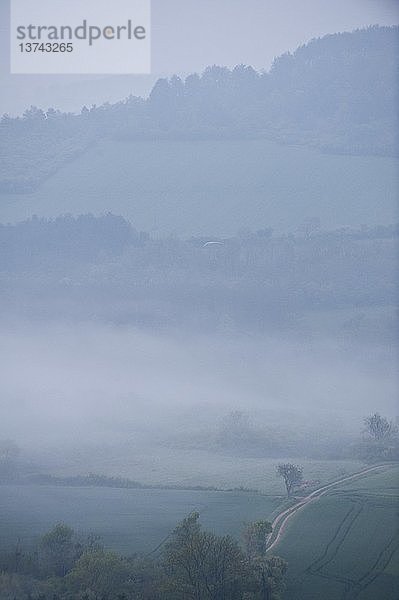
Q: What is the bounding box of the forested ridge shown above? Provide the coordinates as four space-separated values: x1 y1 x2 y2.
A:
1 214 396 341
0 25 397 192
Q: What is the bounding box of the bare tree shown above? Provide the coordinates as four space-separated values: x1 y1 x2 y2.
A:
364 413 395 441
276 463 303 498
0 440 20 481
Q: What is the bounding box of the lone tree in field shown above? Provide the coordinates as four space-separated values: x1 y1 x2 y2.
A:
364 413 395 441
276 463 303 498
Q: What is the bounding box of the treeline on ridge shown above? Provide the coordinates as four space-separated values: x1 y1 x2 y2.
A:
0 214 396 340
0 26 397 192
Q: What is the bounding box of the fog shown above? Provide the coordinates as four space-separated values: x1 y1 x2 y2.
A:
1 321 396 463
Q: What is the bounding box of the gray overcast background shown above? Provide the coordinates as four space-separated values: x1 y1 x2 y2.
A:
0 0 398 114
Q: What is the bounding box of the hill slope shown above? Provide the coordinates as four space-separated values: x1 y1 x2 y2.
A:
0 25 397 198
0 138 397 235
276 465 399 600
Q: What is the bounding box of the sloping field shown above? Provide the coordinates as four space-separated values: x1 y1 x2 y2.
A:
276 465 399 600
0 459 366 558
0 139 397 235
41 449 364 496
0 485 280 555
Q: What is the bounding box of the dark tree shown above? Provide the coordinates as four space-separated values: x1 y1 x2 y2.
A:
66 550 133 598
163 512 247 599
276 463 303 498
364 413 395 441
249 555 288 600
243 520 272 560
243 521 287 600
39 524 83 577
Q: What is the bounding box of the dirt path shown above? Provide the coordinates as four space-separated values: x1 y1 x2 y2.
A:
266 463 388 553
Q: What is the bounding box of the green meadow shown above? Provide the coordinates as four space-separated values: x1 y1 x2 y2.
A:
0 457 370 555
276 465 399 600
0 485 280 555
0 139 397 235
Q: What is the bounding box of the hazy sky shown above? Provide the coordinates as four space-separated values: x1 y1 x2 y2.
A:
0 0 398 113
152 0 399 72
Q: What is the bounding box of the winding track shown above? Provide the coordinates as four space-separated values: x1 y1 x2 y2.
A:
266 463 389 553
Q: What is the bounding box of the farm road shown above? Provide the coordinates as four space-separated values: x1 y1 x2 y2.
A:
266 463 390 552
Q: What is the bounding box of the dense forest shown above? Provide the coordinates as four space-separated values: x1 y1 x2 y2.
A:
0 26 397 192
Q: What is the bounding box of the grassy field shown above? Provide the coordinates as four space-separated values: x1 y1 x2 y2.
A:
0 456 365 557
0 485 280 555
276 465 399 600
1 462 397 599
35 446 365 495
0 139 397 235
